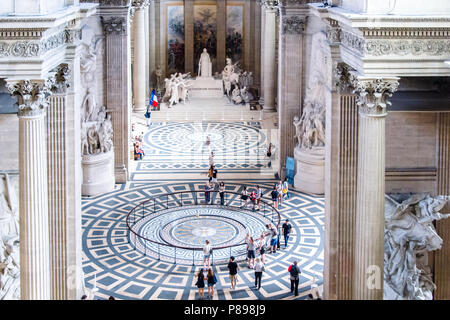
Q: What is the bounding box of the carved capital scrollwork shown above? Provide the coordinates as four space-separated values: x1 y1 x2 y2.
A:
131 0 149 9
7 77 55 118
333 62 354 93
51 64 71 94
282 15 305 35
101 16 127 35
350 75 400 117
260 0 280 10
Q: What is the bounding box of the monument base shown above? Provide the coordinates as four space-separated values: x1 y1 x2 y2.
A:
293 147 325 195
82 149 115 197
190 77 223 98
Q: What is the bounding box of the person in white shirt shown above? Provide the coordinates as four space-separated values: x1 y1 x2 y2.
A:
253 258 264 290
203 240 212 267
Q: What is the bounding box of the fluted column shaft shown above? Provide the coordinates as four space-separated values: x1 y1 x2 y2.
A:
261 4 277 112
132 3 148 112
148 0 156 87
352 76 399 300
277 12 304 171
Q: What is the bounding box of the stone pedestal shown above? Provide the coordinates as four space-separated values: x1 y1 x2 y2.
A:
189 77 223 98
293 147 325 195
82 150 115 197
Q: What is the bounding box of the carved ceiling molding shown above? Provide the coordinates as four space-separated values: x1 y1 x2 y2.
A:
6 77 55 117
350 75 400 117
0 28 81 59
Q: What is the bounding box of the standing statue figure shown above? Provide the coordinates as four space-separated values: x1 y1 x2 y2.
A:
155 65 163 90
81 122 89 155
81 88 98 122
198 48 212 78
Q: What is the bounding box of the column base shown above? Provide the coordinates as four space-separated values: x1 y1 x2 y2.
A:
293 147 325 195
115 166 128 184
82 150 115 197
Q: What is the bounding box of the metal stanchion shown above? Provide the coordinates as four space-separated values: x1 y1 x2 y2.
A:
174 247 177 264
158 243 160 261
192 250 195 266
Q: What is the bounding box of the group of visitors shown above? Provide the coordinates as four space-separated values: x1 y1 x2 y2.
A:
133 132 145 160
195 267 218 300
270 179 290 209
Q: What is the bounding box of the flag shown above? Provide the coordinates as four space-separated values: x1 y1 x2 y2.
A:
150 90 158 108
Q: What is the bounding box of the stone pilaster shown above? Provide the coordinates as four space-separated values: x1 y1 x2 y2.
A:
434 112 450 299
217 0 227 73
277 12 305 171
132 0 149 112
184 0 195 75
351 75 399 300
260 0 279 112
7 78 54 300
324 62 358 300
101 11 132 183
148 0 156 87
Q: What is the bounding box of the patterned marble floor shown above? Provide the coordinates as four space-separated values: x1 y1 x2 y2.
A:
82 120 325 300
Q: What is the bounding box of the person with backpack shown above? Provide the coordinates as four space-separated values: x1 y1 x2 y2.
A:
207 268 217 299
282 178 290 200
288 261 301 296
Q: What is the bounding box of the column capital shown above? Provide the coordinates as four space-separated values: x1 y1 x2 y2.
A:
131 0 149 9
101 16 128 35
281 15 306 35
260 0 280 10
350 75 400 117
6 77 55 118
333 62 354 94
51 64 71 95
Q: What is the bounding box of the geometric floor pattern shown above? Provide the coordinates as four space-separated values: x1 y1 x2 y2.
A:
82 120 325 300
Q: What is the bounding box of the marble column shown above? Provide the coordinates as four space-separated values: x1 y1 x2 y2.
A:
351 76 399 300
101 12 132 183
7 78 54 300
260 0 278 112
277 13 305 172
148 0 156 88
324 62 359 300
184 0 194 75
260 3 266 99
216 0 226 72
132 0 149 112
144 4 150 101
434 112 450 299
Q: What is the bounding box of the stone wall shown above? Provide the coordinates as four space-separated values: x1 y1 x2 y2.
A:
0 114 19 172
385 112 437 194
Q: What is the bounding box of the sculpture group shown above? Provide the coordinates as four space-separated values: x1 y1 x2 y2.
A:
81 90 114 156
221 57 253 105
384 193 450 300
293 97 326 151
162 72 193 108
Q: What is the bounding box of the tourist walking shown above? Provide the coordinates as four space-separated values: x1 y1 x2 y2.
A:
277 180 283 207
250 190 257 211
209 151 214 166
245 234 256 268
211 165 218 189
282 178 290 200
255 185 263 211
195 268 206 299
144 105 151 127
269 224 278 254
253 258 264 290
271 185 279 209
219 181 225 205
204 182 212 204
227 256 239 290
258 239 266 264
203 240 212 267
288 261 301 296
207 268 217 299
240 187 249 208
282 219 292 248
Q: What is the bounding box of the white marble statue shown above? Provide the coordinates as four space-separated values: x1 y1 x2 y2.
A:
294 99 325 150
81 92 113 156
0 174 20 300
384 193 450 300
231 87 243 104
163 72 192 107
198 48 212 78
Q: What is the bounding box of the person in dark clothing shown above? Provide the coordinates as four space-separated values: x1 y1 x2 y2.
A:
219 181 225 205
271 185 279 209
227 256 239 290
288 261 301 296
204 182 212 204
282 219 292 248
195 268 206 299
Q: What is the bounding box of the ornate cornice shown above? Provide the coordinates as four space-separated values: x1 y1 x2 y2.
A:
82 0 131 6
281 15 306 35
350 76 400 117
341 29 365 57
365 39 450 57
326 19 341 45
6 77 55 117
101 16 127 35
